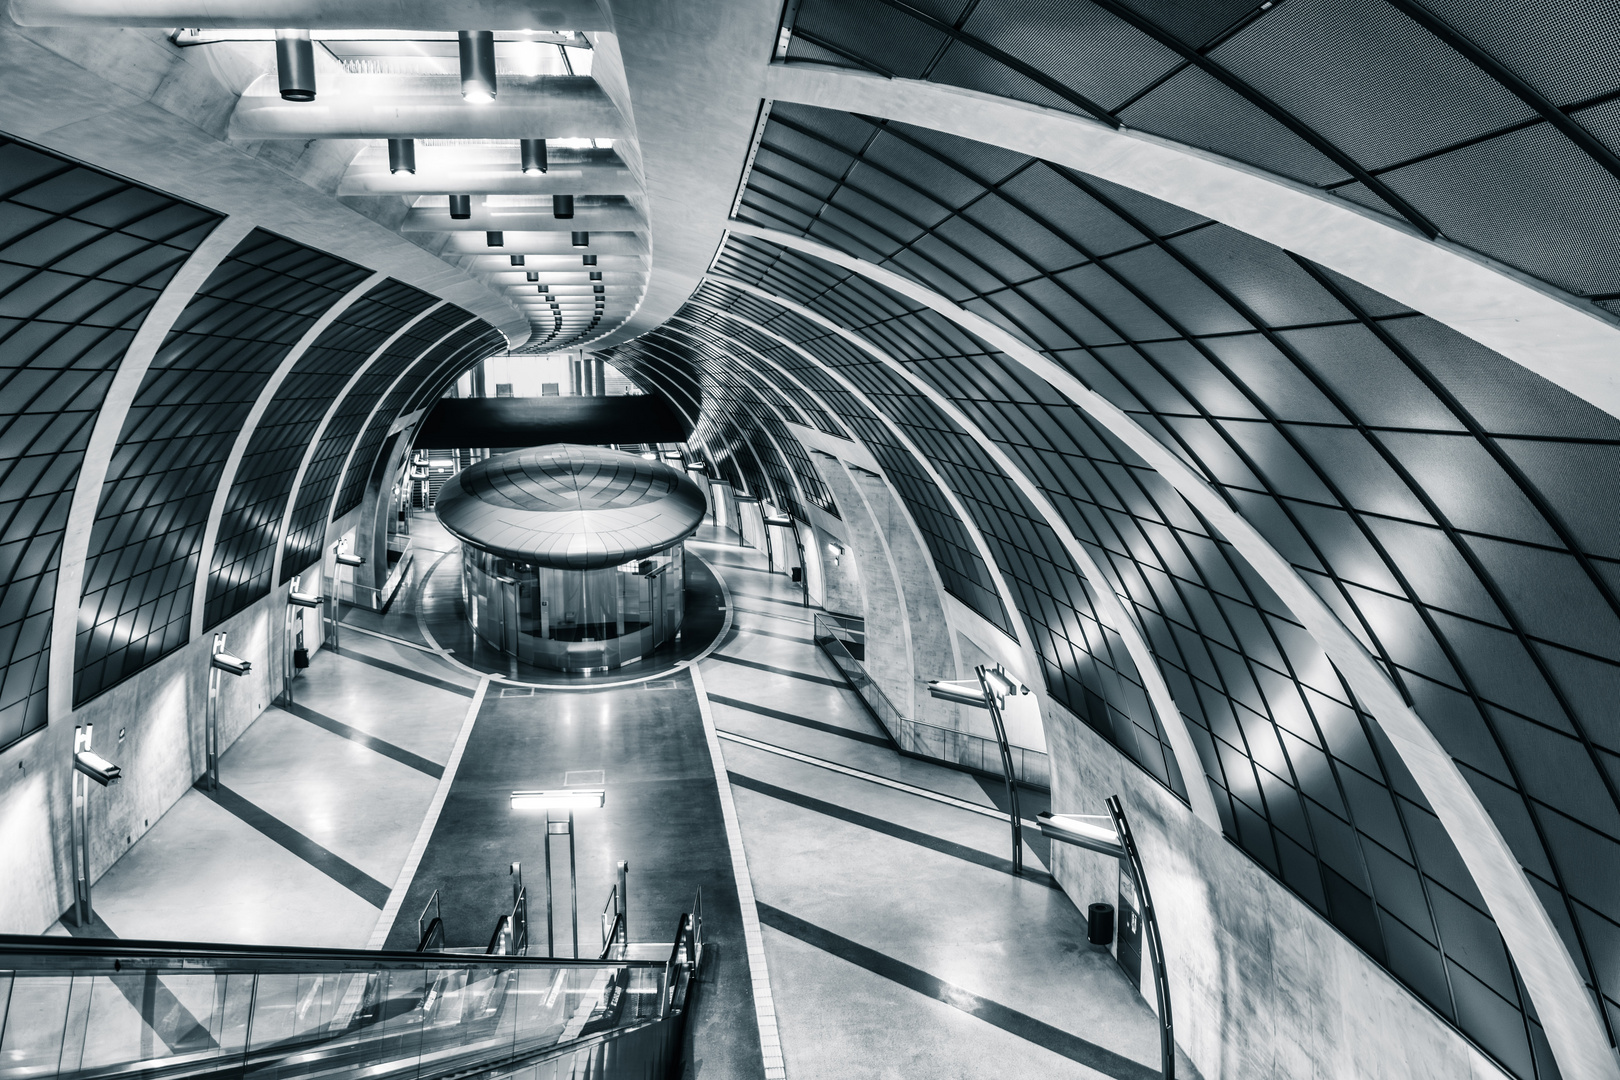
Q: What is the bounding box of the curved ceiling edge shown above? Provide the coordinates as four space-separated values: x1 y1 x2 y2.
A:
763 62 1620 425
728 221 1618 1080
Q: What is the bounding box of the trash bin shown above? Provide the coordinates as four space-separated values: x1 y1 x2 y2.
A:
1088 902 1115 946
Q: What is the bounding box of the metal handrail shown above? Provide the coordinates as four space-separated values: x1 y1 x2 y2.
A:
416 916 444 953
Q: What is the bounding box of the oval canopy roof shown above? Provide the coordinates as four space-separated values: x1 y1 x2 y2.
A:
434 444 706 569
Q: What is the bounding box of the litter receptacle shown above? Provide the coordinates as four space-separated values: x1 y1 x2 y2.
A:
1087 902 1115 946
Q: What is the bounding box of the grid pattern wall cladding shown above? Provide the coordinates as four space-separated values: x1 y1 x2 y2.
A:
0 138 220 749
203 279 439 627
279 305 467 582
698 100 1620 1079
74 229 369 704
783 0 1620 312
330 321 505 521
604 327 838 520
681 288 1012 632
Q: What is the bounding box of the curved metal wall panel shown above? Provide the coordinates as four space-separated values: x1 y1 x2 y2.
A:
204 279 440 627
331 321 504 521
608 328 839 520
782 0 1620 313
278 305 471 581
0 137 221 749
717 99 1620 1076
73 229 368 705
683 285 1013 633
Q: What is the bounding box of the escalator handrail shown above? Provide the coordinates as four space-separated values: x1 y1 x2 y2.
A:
417 916 445 952
0 933 665 972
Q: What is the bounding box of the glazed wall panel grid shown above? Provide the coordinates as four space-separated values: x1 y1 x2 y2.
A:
708 94 1620 1074
278 305 470 580
73 228 369 705
204 278 440 627
0 136 221 748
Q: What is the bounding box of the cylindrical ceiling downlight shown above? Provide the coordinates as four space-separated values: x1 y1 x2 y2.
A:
459 31 497 103
521 139 548 174
387 138 416 174
449 195 472 220
276 30 316 102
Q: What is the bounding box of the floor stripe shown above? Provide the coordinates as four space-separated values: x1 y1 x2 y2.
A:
59 914 217 1054
729 605 810 625
728 772 1045 884
367 677 491 950
335 618 439 654
715 730 1042 829
200 783 391 908
756 904 1157 1080
727 589 809 608
707 654 845 688
334 646 476 697
279 701 445 779
708 695 891 748
690 665 789 1080
735 625 814 645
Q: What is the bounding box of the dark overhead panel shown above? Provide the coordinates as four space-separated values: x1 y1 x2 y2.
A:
415 394 693 450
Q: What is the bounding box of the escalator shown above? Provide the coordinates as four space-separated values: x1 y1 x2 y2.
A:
0 895 702 1080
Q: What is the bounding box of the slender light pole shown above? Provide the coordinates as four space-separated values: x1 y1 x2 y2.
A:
286 577 322 706
928 664 1030 874
511 789 606 958
1038 799 1175 1080
69 726 121 927
331 540 365 651
205 633 252 791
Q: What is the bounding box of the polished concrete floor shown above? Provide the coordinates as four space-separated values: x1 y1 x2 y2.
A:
52 515 1189 1079
691 532 1198 1080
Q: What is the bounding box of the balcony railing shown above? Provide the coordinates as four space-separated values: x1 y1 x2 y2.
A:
812 614 1050 790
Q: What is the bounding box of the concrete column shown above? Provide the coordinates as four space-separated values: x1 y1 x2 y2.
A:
844 465 963 730
811 458 912 717
735 496 767 551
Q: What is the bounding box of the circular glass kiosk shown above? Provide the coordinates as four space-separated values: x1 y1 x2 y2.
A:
435 444 707 673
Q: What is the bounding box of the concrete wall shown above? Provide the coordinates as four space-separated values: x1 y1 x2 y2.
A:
1044 701 1510 1080
0 560 323 933
806 500 863 617
845 466 963 730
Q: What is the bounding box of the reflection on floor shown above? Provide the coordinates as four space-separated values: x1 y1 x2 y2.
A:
692 532 1200 1080
53 516 1192 1080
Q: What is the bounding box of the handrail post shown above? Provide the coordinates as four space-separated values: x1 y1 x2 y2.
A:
976 665 1023 876
617 860 629 947
1108 795 1174 1080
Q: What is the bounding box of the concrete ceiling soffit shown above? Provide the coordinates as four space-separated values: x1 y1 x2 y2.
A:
764 62 1620 426
0 25 531 345
724 221 1619 1080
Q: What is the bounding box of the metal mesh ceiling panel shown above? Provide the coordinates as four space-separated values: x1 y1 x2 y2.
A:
783 0 1620 305
204 278 439 627
711 98 1620 1075
0 137 221 749
74 229 369 705
279 305 469 582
